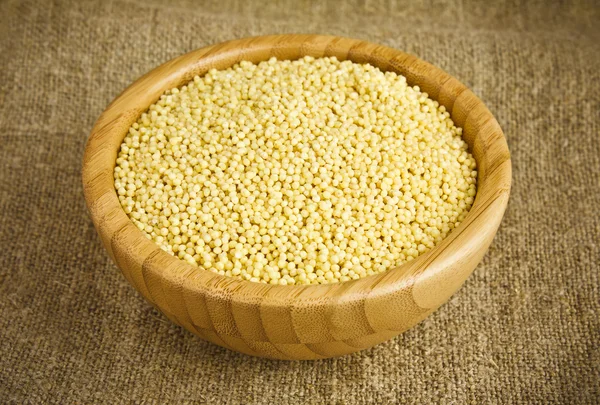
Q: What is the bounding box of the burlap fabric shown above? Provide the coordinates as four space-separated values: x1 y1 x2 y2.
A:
1 0 598 403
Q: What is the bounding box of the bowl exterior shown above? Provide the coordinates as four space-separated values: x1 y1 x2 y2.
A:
83 35 511 360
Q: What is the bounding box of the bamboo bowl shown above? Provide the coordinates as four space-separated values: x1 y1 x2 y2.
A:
82 34 511 360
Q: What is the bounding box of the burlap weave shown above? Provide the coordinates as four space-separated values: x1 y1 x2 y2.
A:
1 0 598 403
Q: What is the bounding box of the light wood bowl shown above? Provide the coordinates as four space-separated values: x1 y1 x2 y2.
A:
82 34 511 360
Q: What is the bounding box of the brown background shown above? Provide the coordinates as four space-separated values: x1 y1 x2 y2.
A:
1 0 599 403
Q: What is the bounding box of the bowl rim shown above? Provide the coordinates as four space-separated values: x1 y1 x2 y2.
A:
82 34 511 331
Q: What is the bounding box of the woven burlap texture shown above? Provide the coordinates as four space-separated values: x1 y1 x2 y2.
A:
1 0 598 403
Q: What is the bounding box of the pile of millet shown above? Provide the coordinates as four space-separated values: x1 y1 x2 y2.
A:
114 56 477 285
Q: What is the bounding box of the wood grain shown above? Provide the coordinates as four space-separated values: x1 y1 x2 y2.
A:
82 34 511 360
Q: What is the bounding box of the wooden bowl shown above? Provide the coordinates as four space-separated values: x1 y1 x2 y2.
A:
82 34 511 360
